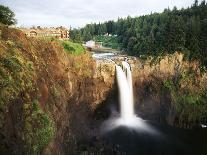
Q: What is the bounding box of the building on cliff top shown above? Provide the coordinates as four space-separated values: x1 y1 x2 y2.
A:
19 26 69 40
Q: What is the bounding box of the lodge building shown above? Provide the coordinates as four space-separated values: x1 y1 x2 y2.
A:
20 26 69 40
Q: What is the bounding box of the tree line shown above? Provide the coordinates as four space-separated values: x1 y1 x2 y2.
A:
70 0 207 65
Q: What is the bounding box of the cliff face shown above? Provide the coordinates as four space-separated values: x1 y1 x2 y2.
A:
109 53 207 128
108 53 207 128
45 60 116 154
131 53 207 128
0 25 74 154
0 25 116 154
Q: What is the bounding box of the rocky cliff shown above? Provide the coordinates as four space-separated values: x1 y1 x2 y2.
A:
131 53 207 128
96 53 207 128
0 25 115 154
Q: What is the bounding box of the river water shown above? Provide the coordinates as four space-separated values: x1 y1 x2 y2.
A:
102 122 207 155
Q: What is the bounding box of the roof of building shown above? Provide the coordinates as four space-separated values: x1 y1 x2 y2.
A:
19 26 69 34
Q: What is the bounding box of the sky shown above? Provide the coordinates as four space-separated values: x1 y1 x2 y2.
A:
1 0 202 28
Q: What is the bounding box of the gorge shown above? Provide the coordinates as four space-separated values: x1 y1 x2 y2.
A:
0 25 207 155
93 53 207 155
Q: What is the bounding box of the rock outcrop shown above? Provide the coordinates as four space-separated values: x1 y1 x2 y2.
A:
120 53 207 128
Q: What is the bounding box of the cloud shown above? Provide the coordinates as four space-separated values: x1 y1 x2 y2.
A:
1 0 202 28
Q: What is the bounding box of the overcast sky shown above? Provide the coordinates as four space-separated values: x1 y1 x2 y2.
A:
1 0 202 28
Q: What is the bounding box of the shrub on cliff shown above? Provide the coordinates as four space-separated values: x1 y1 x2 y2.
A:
24 100 54 154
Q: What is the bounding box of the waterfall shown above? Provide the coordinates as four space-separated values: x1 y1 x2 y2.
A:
101 61 158 134
122 61 134 107
116 61 134 121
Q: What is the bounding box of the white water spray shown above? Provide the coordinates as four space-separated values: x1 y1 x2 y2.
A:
122 61 134 107
101 60 158 134
115 62 135 122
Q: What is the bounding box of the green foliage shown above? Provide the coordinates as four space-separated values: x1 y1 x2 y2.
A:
0 56 22 72
163 70 207 121
24 100 54 154
0 5 17 25
61 40 84 55
70 28 82 43
72 1 207 65
93 35 121 49
0 49 34 105
163 79 182 111
0 26 55 154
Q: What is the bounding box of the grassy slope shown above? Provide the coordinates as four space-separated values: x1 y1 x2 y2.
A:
61 40 85 55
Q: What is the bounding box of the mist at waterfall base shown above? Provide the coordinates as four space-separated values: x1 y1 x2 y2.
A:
99 61 207 155
100 61 162 153
101 61 158 134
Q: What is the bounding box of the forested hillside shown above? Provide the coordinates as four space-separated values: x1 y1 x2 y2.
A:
71 0 207 65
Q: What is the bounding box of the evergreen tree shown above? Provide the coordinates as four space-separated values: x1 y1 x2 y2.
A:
71 1 207 65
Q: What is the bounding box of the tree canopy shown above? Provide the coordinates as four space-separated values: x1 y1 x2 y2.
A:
70 0 207 65
0 5 17 25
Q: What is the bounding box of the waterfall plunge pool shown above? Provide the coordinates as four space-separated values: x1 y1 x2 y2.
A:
97 61 207 155
100 121 207 155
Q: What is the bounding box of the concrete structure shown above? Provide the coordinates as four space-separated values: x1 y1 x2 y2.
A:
20 26 69 40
